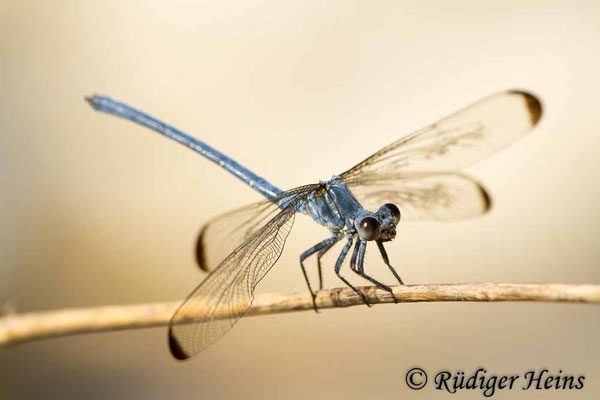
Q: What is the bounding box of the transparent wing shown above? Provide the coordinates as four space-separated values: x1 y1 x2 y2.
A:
168 184 318 359
340 91 542 180
344 172 490 221
195 199 289 273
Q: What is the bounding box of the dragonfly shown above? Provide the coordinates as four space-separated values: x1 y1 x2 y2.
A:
86 90 542 360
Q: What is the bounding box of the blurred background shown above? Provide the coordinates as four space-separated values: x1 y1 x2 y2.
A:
1 1 599 399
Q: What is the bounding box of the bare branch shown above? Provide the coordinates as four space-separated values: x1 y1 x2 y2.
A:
1 283 599 347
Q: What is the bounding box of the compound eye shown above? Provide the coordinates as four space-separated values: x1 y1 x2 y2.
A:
358 217 380 241
383 203 401 222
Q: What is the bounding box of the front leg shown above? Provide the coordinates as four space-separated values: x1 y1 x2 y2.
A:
376 241 404 285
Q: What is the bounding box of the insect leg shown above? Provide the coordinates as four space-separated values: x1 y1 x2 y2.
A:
300 236 340 312
356 241 398 303
334 237 371 307
349 239 360 272
316 236 341 290
376 241 404 285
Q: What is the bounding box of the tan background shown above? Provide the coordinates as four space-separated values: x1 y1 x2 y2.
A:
1 1 599 399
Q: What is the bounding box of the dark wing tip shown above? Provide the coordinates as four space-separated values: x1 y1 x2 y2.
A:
168 330 190 360
509 90 543 127
195 226 211 272
478 184 492 214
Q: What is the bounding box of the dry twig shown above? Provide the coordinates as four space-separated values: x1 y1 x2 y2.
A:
1 283 599 348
